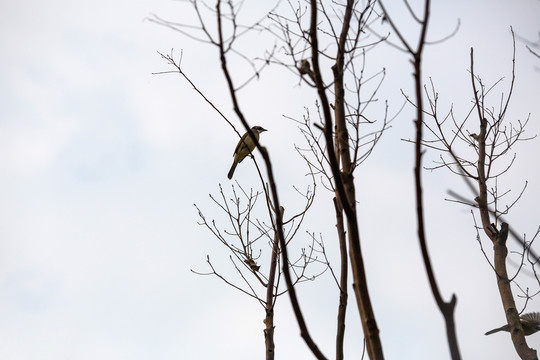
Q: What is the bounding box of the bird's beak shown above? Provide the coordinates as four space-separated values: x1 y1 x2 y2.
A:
261 128 267 132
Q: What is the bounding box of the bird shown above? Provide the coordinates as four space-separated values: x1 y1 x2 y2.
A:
485 312 540 336
227 126 267 179
299 59 315 82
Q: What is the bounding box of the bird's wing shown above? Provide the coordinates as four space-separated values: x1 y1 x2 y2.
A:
233 133 249 156
521 312 540 324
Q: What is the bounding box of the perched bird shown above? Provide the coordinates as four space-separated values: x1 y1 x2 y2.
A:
299 59 315 82
485 312 540 336
227 126 267 179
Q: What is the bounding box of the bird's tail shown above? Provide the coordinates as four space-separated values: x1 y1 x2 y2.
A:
485 326 506 335
228 161 237 179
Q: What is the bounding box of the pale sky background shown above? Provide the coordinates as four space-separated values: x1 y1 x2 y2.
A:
1 0 540 359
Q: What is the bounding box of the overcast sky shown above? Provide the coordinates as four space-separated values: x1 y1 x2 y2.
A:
1 0 540 359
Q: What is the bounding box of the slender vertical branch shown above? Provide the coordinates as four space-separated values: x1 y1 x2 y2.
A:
216 2 327 359
310 0 384 358
470 48 537 360
380 1 461 359
264 207 283 360
333 197 348 360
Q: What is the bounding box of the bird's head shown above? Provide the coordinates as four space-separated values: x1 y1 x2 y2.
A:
252 126 267 134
